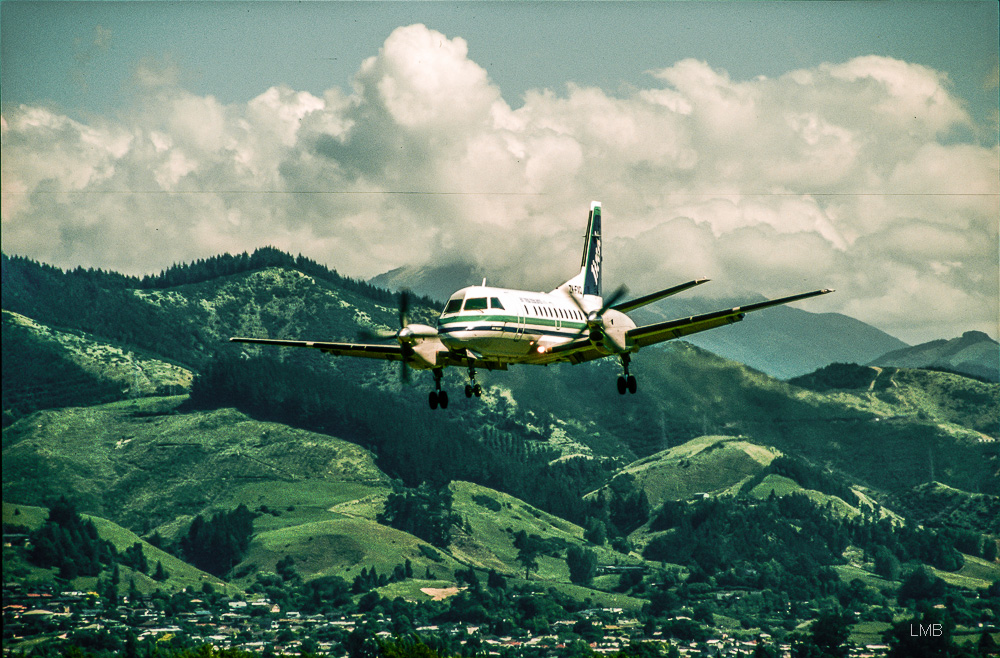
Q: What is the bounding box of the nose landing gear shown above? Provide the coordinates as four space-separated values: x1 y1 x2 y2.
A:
464 364 482 398
617 354 637 395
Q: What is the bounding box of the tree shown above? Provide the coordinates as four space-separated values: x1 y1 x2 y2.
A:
179 504 255 577
978 631 998 656
585 518 607 545
984 538 998 563
346 628 378 658
487 569 507 590
377 481 459 548
514 531 541 579
873 546 901 581
128 578 140 603
809 611 851 658
898 567 946 606
567 545 598 585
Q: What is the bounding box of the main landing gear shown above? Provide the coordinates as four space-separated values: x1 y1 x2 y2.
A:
617 354 638 395
428 365 487 410
428 368 449 410
464 364 482 399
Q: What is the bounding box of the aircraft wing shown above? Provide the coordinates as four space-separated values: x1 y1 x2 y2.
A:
612 278 710 314
626 289 835 349
229 337 405 361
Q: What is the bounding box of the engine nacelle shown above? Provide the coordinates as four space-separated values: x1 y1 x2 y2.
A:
598 309 637 354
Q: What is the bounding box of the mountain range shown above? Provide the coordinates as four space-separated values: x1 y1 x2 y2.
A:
2 248 998 652
870 331 999 383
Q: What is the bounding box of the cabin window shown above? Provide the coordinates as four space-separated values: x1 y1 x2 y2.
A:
490 297 505 310
444 299 462 314
464 297 488 311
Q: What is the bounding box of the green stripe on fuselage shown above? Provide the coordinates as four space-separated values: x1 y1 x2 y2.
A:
438 314 587 330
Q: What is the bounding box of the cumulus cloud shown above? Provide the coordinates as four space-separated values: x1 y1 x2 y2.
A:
2 24 997 343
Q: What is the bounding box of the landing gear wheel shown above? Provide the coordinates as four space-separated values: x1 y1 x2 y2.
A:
429 368 447 410
617 376 627 395
466 363 482 400
627 375 637 394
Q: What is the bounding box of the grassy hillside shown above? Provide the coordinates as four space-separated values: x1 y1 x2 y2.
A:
2 396 389 533
4 309 193 394
790 363 998 436
236 516 468 586
607 436 781 506
2 501 237 595
2 309 192 424
893 481 1000 535
449 481 643 582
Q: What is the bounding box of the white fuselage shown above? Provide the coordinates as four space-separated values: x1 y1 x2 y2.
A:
436 285 635 364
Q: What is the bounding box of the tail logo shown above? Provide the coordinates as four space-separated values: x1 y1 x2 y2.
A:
589 237 601 288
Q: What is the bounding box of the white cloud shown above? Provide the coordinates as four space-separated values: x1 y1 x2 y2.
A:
1 24 997 343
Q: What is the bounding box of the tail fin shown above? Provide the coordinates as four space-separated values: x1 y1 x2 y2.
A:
554 201 602 297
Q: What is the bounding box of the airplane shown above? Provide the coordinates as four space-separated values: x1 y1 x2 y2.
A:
231 202 833 409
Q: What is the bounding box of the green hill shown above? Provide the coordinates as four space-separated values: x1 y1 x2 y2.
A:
605 435 781 506
870 330 999 383
2 501 237 596
2 310 192 423
893 481 1000 535
790 362 998 436
236 516 468 586
1 396 389 533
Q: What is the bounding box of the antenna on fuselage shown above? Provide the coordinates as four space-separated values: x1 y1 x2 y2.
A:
482 278 487 286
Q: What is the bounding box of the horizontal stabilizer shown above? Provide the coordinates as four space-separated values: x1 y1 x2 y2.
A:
612 278 710 314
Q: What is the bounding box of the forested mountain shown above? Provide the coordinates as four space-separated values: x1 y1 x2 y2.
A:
3 249 998 657
870 330 1000 383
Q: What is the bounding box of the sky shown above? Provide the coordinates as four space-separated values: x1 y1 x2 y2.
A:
1 1 998 345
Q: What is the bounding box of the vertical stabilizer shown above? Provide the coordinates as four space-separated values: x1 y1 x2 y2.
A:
553 201 602 299
581 202 602 296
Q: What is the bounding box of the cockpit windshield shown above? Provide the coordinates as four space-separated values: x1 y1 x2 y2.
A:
444 298 463 314
464 297 488 311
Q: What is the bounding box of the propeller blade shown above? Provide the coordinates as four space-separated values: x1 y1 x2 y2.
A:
357 327 400 341
599 285 629 316
399 342 414 385
398 290 410 328
567 285 629 340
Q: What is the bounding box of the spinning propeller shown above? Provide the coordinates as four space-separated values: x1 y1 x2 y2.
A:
566 284 629 342
357 291 437 383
